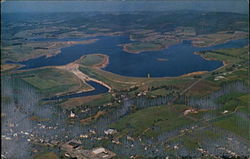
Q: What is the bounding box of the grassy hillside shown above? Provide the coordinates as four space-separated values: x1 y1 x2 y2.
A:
13 68 91 96
112 105 193 137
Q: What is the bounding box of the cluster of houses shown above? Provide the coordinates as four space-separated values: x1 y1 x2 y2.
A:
54 128 118 159
60 139 116 159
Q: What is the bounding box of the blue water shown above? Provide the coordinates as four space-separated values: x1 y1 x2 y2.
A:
45 81 109 100
9 36 248 77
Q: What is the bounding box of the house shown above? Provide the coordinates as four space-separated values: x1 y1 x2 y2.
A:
60 139 82 151
126 136 134 141
90 147 116 159
104 129 117 135
183 108 198 115
69 111 76 118
92 147 106 155
60 140 116 159
214 76 225 81
223 110 229 114
80 134 88 138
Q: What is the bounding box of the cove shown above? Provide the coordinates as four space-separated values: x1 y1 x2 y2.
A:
44 81 109 100
9 36 248 77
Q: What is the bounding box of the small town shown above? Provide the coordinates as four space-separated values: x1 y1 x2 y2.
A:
1 0 249 158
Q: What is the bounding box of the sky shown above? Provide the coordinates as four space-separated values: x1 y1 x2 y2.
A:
1 0 249 13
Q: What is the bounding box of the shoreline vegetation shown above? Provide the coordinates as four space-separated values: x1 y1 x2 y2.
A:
1 39 99 63
44 39 99 58
121 30 247 54
94 54 109 68
121 43 166 54
77 54 109 69
191 31 248 47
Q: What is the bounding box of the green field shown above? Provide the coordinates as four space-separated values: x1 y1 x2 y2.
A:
148 88 171 96
198 47 248 64
1 39 97 63
84 93 113 106
216 92 248 111
212 112 250 140
200 46 249 86
112 105 193 137
13 68 89 96
60 93 114 109
238 106 250 115
167 128 221 152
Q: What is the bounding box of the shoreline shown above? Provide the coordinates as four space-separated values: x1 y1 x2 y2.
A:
191 32 248 48
93 54 109 69
180 71 208 77
77 54 109 69
6 55 222 81
44 39 99 58
5 36 237 95
55 62 112 93
3 39 99 64
193 51 227 72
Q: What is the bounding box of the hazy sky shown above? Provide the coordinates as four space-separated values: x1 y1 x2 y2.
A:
2 0 249 13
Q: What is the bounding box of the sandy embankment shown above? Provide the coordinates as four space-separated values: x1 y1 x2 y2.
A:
92 54 109 69
181 71 208 77
55 62 111 93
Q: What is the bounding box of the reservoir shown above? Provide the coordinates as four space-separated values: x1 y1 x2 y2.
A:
8 36 248 77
